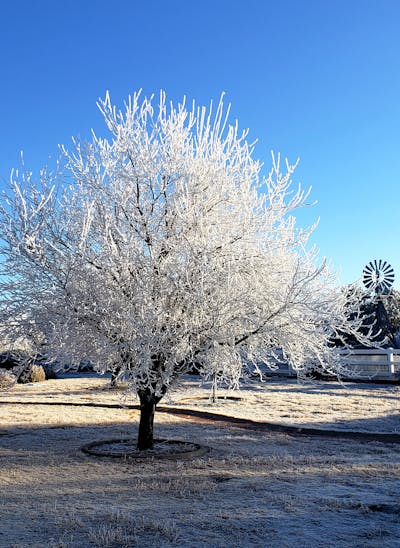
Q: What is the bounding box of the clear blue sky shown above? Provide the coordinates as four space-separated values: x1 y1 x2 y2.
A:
0 0 399 288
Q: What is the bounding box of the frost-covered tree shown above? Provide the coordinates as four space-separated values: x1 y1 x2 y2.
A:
0 91 371 449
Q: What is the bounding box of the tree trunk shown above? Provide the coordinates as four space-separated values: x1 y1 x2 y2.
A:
137 391 158 450
211 374 218 403
110 365 122 387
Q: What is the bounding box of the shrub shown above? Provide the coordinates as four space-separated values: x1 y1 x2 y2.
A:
0 369 17 390
18 364 46 383
30 364 46 382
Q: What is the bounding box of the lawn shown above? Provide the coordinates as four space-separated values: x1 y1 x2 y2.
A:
0 374 399 547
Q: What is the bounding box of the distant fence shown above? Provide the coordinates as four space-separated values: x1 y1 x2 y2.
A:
338 348 400 381
262 348 400 382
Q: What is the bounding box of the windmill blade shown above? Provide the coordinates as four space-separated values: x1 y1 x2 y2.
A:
362 259 395 294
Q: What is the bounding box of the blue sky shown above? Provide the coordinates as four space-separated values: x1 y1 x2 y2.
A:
0 0 399 288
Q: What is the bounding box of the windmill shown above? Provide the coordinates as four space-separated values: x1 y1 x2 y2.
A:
362 260 395 295
362 260 395 345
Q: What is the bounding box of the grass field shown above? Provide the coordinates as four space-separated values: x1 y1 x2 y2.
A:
0 374 399 547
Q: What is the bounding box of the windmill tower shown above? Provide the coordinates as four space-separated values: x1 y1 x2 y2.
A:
362 260 395 346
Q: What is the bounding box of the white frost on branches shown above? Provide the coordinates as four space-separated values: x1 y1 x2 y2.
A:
0 90 371 397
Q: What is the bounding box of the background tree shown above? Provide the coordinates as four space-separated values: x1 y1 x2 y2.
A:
0 91 371 449
335 286 399 349
386 289 400 344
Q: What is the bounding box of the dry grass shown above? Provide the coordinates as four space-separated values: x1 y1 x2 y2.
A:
0 373 399 547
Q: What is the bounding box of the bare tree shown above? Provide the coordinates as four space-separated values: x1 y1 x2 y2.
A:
0 91 370 449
